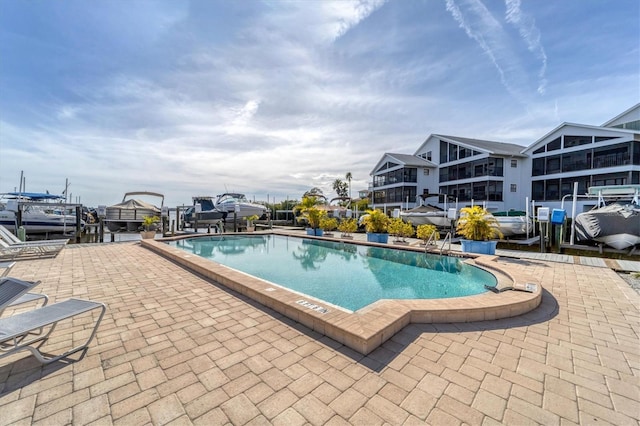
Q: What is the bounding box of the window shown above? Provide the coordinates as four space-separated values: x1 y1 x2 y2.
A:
532 181 544 200
533 146 545 154
473 182 486 200
426 151 432 161
423 169 429 175
510 159 517 168
439 168 448 183
595 136 618 143
592 143 630 168
532 158 545 176
488 181 503 201
547 137 561 152
488 158 503 177
448 143 458 162
545 179 560 200
510 184 517 192
564 135 591 148
545 155 561 174
440 140 448 163
562 151 589 172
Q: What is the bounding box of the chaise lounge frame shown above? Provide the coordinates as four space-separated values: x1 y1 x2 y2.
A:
0 298 106 364
0 276 48 316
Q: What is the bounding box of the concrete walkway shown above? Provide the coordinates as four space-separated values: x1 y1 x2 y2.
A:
0 238 638 425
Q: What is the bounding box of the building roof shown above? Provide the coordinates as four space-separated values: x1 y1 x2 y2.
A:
386 153 435 167
370 153 435 176
522 122 638 154
602 103 640 127
434 134 527 157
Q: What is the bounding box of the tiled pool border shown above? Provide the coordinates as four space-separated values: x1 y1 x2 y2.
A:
142 232 542 354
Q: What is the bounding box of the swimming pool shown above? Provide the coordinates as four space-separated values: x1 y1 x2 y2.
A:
169 234 497 311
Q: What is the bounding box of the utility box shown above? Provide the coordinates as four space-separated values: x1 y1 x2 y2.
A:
551 209 566 225
537 207 550 222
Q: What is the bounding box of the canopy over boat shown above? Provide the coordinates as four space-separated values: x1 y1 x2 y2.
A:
3 192 64 201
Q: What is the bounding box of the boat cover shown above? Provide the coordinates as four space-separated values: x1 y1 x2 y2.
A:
574 203 640 241
403 205 444 213
106 199 160 211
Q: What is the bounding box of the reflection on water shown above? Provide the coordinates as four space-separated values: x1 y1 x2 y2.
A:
169 235 496 311
176 235 268 257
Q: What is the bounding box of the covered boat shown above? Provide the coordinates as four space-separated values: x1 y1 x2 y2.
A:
182 196 227 227
400 205 451 227
574 203 640 250
214 193 268 219
573 185 640 250
492 210 532 237
400 194 456 227
105 192 163 232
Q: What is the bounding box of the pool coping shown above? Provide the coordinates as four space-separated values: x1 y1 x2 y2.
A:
141 231 542 355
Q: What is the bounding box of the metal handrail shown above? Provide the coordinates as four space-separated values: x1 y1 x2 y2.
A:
440 232 452 255
424 231 438 252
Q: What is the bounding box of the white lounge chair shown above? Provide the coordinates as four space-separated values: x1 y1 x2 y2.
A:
0 277 49 316
0 237 67 260
0 225 69 246
0 297 105 364
0 261 16 278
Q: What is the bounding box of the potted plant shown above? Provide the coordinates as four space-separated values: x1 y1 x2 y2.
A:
305 207 326 236
361 209 390 243
416 224 439 246
140 215 159 239
245 214 259 232
337 218 357 239
320 216 338 237
456 206 503 254
294 196 326 236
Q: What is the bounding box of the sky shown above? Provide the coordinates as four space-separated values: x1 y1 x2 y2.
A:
1 0 638 208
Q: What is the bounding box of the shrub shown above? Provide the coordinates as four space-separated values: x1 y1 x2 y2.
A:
456 206 503 241
320 217 338 232
337 218 357 235
417 224 439 243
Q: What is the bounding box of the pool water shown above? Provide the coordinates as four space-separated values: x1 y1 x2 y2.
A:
169 235 497 311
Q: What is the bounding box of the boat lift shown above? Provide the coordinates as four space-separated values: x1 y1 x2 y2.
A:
562 184 640 248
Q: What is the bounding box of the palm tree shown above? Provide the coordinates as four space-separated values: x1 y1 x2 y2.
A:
332 179 348 198
345 172 353 202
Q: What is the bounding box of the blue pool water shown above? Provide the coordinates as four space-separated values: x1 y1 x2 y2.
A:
169 235 496 311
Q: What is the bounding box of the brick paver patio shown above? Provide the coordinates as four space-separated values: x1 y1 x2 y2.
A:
0 241 638 425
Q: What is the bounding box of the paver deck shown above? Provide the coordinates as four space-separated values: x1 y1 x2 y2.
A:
0 238 638 425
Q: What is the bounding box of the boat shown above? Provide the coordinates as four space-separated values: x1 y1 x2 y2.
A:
214 193 268 219
575 203 640 250
574 185 640 250
182 196 227 227
400 205 452 227
492 210 532 237
0 192 84 234
400 194 456 227
105 191 164 232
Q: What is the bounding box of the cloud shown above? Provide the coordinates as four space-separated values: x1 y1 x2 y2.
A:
445 0 547 103
504 0 547 94
1 0 636 208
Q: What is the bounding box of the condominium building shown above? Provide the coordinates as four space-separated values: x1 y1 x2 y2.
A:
370 103 640 216
523 103 639 212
